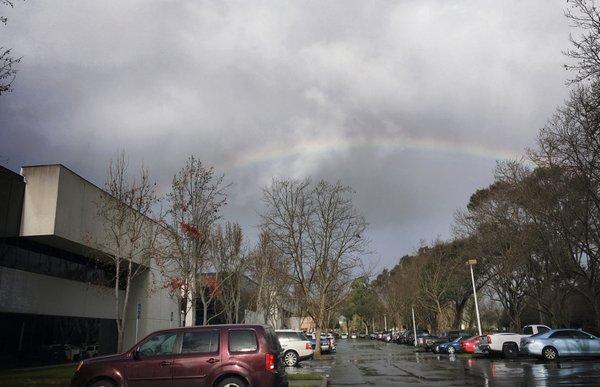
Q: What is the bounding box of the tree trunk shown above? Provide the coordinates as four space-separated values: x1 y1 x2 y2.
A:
452 297 468 329
314 327 322 357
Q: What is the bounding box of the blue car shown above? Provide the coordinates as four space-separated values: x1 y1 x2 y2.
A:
434 336 469 354
520 329 600 360
308 335 333 353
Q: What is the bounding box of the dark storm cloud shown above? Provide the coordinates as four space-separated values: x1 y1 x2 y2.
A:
0 0 571 269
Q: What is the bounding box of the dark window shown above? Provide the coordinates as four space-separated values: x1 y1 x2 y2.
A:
297 332 308 341
550 331 573 339
538 326 550 334
265 327 282 352
138 332 177 358
229 330 258 353
0 238 127 289
570 331 591 339
181 330 219 354
523 326 533 335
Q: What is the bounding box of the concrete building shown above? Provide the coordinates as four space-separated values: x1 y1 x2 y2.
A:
0 165 179 366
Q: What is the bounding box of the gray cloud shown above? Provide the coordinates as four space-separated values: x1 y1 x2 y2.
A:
0 0 572 269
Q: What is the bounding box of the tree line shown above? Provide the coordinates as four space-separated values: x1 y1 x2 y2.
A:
94 154 368 354
369 0 600 336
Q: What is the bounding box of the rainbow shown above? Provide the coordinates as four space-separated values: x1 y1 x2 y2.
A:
216 134 523 171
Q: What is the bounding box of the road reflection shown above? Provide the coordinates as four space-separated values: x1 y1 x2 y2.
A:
440 352 600 386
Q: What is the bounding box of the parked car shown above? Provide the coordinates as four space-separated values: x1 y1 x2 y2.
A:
50 344 82 362
434 335 471 354
382 332 393 342
416 333 437 347
276 329 314 367
395 330 411 344
358 333 366 339
404 330 430 345
308 333 331 353
341 333 348 339
520 329 600 360
460 336 484 354
70 324 288 387
326 333 336 349
479 324 551 358
83 345 99 359
350 333 357 339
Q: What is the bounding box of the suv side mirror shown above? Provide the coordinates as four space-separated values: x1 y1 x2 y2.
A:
132 348 141 360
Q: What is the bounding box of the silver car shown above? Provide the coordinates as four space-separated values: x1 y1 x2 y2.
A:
520 329 600 360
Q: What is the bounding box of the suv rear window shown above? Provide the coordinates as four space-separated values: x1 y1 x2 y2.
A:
523 326 533 335
229 330 258 352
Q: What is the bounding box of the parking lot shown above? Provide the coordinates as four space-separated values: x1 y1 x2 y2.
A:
293 338 600 386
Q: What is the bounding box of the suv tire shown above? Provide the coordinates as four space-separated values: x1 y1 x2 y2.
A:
503 343 518 358
90 379 116 387
284 350 299 367
217 376 247 387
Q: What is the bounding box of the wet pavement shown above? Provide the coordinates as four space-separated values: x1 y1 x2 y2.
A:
298 338 600 386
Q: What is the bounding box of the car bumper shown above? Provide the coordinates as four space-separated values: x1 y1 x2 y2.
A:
520 343 543 356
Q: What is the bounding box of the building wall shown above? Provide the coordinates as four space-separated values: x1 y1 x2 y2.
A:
0 166 25 238
1 164 181 353
19 165 60 237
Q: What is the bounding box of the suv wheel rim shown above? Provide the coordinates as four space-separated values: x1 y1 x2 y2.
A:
285 352 297 366
223 384 241 387
448 347 455 354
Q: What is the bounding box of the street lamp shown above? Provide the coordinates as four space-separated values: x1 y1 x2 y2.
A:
467 259 482 336
411 307 417 347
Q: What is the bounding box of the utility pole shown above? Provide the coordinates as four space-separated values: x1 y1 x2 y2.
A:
467 259 483 336
411 307 417 347
384 315 387 331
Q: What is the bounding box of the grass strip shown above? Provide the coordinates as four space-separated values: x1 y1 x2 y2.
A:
287 372 323 381
0 364 76 385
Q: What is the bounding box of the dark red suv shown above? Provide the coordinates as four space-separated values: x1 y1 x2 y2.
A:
70 324 288 387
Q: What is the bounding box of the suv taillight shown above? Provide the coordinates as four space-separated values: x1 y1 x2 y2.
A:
487 335 492 344
306 342 312 350
265 353 275 371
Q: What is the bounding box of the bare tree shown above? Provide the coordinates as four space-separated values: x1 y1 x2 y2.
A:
248 230 291 326
159 156 228 326
261 179 368 356
1 0 20 95
564 0 600 82
211 222 248 324
96 152 160 351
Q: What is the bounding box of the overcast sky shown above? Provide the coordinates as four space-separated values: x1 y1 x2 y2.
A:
0 0 573 271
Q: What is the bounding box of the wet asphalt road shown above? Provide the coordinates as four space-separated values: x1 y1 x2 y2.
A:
296 338 600 386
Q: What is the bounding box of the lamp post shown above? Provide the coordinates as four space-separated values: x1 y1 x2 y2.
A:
467 259 482 336
411 306 417 347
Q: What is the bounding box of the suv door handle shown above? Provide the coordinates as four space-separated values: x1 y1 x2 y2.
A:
160 361 173 367
206 358 219 364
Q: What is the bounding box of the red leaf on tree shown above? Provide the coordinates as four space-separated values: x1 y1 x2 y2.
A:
181 222 202 240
